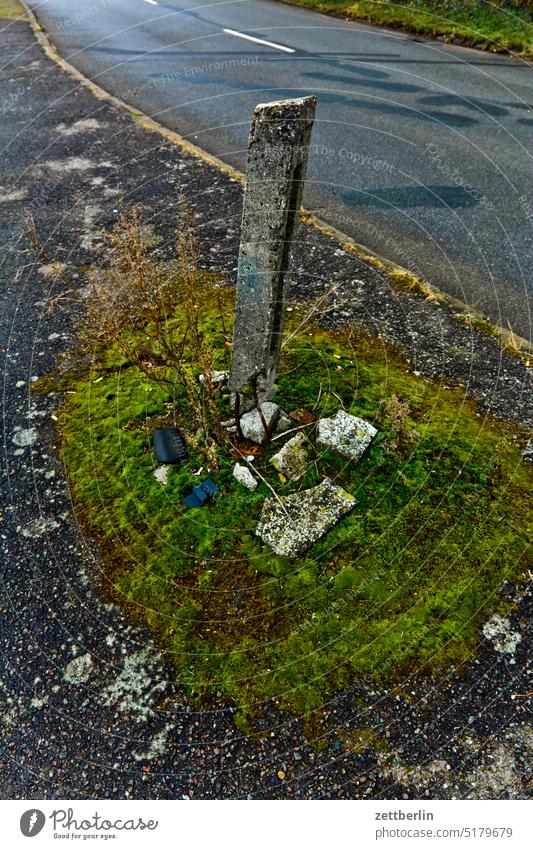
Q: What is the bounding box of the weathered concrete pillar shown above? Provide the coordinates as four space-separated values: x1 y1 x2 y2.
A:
229 96 317 400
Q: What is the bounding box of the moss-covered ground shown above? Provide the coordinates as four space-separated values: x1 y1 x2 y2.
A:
49 291 531 727
0 0 24 19
274 0 533 58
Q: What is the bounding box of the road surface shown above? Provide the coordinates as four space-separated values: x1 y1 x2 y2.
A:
23 0 533 338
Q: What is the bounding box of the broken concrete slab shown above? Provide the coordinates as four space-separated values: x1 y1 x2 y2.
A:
239 402 280 443
256 478 356 557
317 410 377 461
233 463 257 491
270 431 309 480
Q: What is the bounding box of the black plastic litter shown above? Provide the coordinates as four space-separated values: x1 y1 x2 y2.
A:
184 478 218 509
153 427 189 464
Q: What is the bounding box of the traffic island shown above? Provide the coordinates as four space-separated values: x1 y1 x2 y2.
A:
35 248 531 729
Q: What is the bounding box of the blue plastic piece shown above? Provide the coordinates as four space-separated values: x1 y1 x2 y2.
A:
201 478 218 496
184 491 204 509
183 478 219 509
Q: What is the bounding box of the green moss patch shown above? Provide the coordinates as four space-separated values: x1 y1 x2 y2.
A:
0 0 25 19
55 296 531 725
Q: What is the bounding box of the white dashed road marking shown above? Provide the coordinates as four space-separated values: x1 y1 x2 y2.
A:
223 27 295 54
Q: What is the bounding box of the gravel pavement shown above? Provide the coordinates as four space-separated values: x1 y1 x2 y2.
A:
0 18 531 799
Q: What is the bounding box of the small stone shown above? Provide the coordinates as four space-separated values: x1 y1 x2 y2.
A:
293 751 303 761
277 770 286 780
317 410 376 461
522 439 533 462
270 432 309 480
239 402 280 443
233 463 257 491
256 478 356 557
274 411 293 436
153 465 170 485
482 614 521 655
64 653 93 684
199 370 228 386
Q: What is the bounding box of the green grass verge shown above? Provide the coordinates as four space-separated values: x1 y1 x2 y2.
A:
0 0 25 19
274 0 533 58
49 294 531 728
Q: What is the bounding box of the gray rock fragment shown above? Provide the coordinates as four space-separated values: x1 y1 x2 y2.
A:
317 410 377 461
233 463 258 491
274 411 293 436
482 614 521 656
270 432 309 480
256 478 356 557
239 402 279 443
522 439 533 462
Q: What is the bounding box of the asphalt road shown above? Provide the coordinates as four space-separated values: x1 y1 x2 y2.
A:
26 0 533 339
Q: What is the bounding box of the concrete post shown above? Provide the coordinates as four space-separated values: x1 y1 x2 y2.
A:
229 96 317 401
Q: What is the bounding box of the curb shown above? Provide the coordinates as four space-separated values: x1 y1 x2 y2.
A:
20 1 533 356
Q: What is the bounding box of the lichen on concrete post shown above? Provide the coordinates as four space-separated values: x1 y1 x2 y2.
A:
229 96 317 402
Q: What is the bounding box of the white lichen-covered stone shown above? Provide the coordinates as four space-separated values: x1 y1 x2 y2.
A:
270 432 309 480
317 410 376 461
239 402 279 443
153 465 170 485
483 614 522 657
64 653 94 685
233 463 257 490
256 478 356 557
